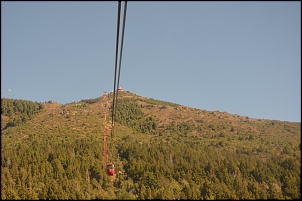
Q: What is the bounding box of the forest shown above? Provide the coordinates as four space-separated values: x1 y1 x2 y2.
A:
1 92 301 199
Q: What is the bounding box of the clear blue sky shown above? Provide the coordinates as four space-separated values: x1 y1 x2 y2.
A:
1 1 301 122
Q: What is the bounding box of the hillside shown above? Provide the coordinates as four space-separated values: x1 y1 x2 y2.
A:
1 91 301 199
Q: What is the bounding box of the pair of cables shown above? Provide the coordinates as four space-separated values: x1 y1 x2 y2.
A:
111 1 127 137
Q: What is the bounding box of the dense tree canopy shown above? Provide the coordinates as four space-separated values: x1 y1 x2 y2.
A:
1 94 301 199
1 98 44 130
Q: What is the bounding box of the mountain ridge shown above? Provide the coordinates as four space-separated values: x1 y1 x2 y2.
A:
1 90 301 199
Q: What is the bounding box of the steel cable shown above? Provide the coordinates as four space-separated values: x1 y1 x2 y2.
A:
111 1 127 138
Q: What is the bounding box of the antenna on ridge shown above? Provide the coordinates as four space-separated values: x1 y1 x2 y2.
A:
8 89 11 99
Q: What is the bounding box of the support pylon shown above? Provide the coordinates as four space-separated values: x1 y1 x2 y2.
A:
103 112 108 169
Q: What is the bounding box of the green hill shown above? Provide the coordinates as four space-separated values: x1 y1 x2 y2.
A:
1 91 301 199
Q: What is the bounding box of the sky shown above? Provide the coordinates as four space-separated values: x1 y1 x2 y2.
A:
1 1 301 122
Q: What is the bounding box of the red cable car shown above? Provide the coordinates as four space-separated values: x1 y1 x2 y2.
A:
106 163 115 176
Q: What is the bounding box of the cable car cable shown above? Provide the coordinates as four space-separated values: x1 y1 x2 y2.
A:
115 1 127 124
105 1 127 177
111 1 122 134
111 1 127 138
104 1 122 177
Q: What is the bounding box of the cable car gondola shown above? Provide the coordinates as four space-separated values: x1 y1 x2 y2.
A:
106 163 115 176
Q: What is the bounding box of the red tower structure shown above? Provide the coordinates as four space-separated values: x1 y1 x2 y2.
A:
103 110 114 176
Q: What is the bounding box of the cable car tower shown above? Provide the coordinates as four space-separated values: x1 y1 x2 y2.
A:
102 110 115 176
